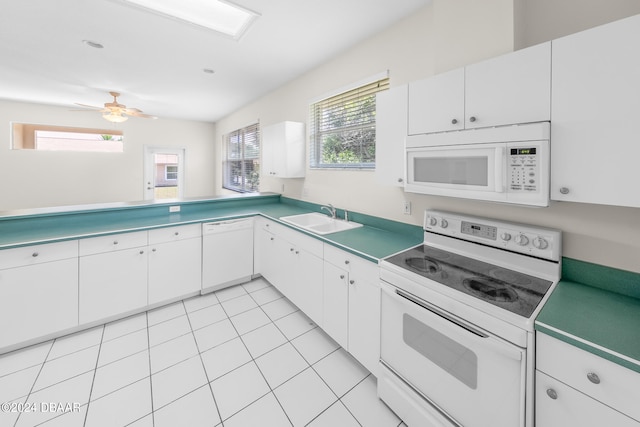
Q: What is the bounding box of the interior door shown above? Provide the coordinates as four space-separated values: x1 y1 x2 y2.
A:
143 146 185 200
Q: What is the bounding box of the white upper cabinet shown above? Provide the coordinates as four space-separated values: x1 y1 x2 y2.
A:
408 68 465 135
375 85 408 187
261 121 306 178
408 42 551 135
550 14 640 207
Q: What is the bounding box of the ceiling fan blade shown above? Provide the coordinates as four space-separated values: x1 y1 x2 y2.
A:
74 102 104 110
124 108 157 119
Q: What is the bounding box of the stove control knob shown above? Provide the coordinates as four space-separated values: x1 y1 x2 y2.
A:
500 232 512 241
428 217 437 226
514 234 529 246
439 219 448 228
532 237 549 250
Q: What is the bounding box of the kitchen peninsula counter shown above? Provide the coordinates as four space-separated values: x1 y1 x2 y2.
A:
0 193 423 262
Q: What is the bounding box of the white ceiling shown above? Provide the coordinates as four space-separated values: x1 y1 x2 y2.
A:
0 0 429 123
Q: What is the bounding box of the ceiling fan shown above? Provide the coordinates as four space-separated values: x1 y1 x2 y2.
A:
74 91 157 123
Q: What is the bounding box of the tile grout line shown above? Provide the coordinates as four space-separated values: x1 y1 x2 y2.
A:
13 340 55 427
214 286 278 425
145 308 156 427
80 325 107 427
183 299 225 426
246 282 371 427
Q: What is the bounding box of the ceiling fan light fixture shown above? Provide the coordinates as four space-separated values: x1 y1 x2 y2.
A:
103 111 128 123
114 0 259 40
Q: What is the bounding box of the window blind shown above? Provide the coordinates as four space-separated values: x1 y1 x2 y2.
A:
310 77 389 169
223 122 260 192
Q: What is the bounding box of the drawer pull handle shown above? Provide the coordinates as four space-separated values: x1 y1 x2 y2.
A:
340 275 345 279
139 250 145 255
344 260 350 265
32 252 39 257
174 232 179 236
587 372 601 384
349 280 355 285
113 241 119 245
546 389 558 400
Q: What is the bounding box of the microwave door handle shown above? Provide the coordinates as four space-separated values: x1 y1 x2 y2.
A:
494 147 505 193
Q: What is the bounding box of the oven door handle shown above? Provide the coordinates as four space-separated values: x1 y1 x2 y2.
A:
387 286 524 361
395 288 488 338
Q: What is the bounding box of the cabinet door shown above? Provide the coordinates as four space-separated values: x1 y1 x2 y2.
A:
408 68 464 135
0 258 78 349
465 42 551 129
79 248 148 324
550 15 640 207
536 371 639 427
290 248 323 326
261 121 305 178
322 262 348 349
348 274 380 377
148 237 202 305
375 85 408 187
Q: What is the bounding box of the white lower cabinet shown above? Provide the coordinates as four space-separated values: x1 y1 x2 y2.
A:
148 224 202 304
79 225 202 325
536 333 640 426
323 244 380 376
254 218 323 325
322 261 349 348
79 236 148 324
0 241 79 350
536 371 638 427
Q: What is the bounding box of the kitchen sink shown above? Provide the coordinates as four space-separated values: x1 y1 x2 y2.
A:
279 212 363 235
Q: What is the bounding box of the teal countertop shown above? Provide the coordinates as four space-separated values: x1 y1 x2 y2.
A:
536 258 640 373
0 194 423 263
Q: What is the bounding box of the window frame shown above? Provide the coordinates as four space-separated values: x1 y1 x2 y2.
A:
11 123 124 153
309 75 389 170
165 165 178 181
223 122 260 193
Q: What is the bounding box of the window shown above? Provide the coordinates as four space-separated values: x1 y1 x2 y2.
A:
12 123 124 152
310 77 389 169
223 123 260 192
165 165 178 180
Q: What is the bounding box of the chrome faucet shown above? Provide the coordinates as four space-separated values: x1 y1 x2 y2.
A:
321 204 336 219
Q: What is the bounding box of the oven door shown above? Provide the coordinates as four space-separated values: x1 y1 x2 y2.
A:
379 281 526 427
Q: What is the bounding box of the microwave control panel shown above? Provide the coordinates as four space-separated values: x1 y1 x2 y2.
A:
508 147 539 192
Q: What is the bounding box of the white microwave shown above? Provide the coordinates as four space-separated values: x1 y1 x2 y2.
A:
405 122 550 207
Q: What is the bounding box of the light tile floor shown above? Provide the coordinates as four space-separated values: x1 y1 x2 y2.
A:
0 278 405 427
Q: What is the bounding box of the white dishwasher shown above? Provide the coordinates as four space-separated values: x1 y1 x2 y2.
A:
202 218 254 293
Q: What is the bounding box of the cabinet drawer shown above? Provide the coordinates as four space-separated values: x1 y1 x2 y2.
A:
79 231 148 256
324 244 378 283
0 240 78 270
149 223 201 245
284 228 323 258
261 218 287 235
537 332 640 421
536 370 639 427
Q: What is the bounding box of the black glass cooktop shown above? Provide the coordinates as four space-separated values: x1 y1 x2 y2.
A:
386 245 553 318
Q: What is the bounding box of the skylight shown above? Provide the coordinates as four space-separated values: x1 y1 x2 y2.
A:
116 0 259 40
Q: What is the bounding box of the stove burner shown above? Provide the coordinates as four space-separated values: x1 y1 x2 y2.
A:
463 278 519 303
489 268 533 286
405 257 441 274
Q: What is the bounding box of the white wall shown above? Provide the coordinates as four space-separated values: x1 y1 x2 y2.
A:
0 99 216 210
214 0 640 273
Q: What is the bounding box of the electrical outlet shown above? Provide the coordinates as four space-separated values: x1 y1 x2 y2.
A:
169 206 181 213
403 200 411 215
